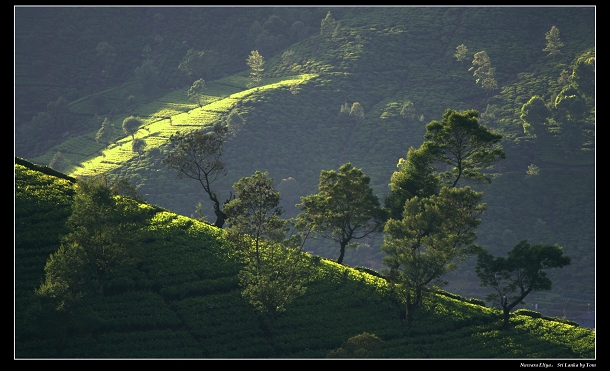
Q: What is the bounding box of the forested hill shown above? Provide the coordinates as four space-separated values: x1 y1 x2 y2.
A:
14 6 595 320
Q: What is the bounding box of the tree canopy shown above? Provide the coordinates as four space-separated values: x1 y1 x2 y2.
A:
423 108 505 187
163 124 230 228
475 240 571 329
122 116 142 140
297 162 386 264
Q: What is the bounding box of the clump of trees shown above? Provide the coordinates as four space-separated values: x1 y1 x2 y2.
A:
30 176 150 355
381 109 505 328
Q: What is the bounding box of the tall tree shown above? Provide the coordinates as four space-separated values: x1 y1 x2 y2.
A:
423 109 505 188
122 116 142 140
163 123 231 228
469 51 498 93
187 78 206 107
95 41 116 85
61 176 149 296
297 162 387 264
475 240 571 329
246 50 265 87
320 11 338 41
543 26 564 59
454 44 468 64
382 186 486 328
224 171 310 343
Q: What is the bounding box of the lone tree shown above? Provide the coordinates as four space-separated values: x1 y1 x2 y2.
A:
469 51 498 94
247 50 265 87
122 116 142 140
475 240 571 329
163 123 231 228
297 162 387 264
423 108 505 188
187 78 206 107
95 117 114 144
543 26 564 59
224 171 311 343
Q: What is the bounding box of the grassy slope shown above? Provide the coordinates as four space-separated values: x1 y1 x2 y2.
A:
17 6 595 319
15 160 595 358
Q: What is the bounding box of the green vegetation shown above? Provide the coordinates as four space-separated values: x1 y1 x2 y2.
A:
15 6 595 352
15 160 595 358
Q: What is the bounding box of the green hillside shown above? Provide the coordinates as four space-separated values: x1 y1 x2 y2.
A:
15 159 595 358
15 6 594 325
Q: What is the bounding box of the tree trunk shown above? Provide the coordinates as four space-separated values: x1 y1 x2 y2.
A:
337 240 348 264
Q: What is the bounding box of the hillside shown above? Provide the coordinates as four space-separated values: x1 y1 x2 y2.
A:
14 159 595 358
14 6 595 321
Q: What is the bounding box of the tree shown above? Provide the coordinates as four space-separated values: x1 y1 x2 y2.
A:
423 109 505 187
95 117 114 144
326 332 384 358
62 176 149 296
163 123 231 228
469 51 498 93
572 52 595 98
297 162 387 264
226 108 245 137
95 41 116 85
224 171 310 343
47 96 70 131
349 102 365 124
320 11 338 41
382 186 486 328
400 100 416 121
247 50 265 87
132 138 146 160
135 59 158 92
454 44 468 64
385 146 440 220
49 151 70 173
520 96 551 138
187 78 206 107
543 26 564 59
179 49 216 80
122 116 142 140
475 240 571 329
32 241 95 356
